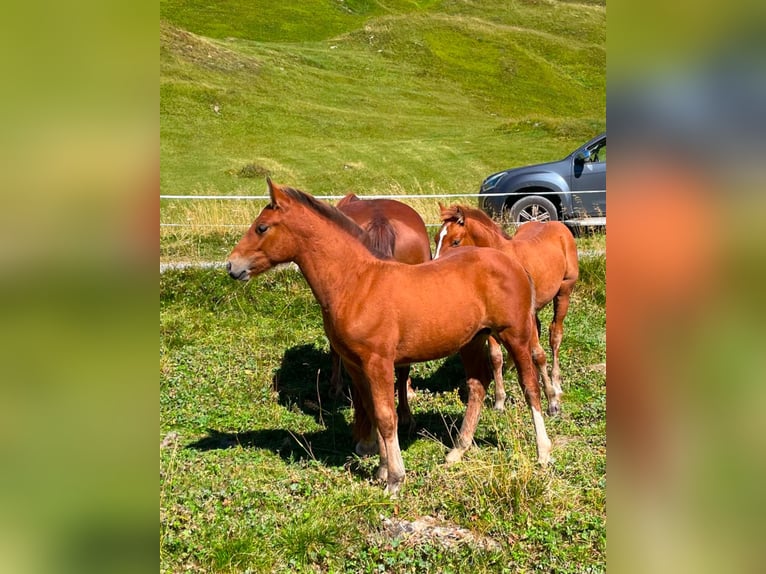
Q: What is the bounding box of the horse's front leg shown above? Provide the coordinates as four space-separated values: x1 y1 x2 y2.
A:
345 363 378 456
364 356 405 495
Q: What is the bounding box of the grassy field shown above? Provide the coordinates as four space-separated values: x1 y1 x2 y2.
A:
160 0 605 231
161 0 605 571
160 254 605 572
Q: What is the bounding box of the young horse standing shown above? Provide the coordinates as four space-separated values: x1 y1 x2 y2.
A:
332 193 432 418
228 180 553 495
434 205 579 415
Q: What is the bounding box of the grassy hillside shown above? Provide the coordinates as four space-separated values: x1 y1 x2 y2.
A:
160 0 605 229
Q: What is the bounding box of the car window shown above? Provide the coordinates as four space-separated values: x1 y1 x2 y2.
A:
589 141 606 163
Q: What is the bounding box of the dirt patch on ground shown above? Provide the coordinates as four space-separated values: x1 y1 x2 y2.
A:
161 22 260 74
376 514 502 551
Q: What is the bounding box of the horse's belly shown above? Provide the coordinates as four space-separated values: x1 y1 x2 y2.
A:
394 320 486 364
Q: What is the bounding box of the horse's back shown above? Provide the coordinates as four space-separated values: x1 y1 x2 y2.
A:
509 222 579 304
402 247 530 316
379 248 532 362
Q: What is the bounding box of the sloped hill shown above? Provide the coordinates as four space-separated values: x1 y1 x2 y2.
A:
160 0 605 204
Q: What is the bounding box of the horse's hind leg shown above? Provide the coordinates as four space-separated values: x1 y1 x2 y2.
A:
395 365 416 435
530 315 560 416
497 327 552 465
446 333 492 463
488 336 507 411
548 281 575 411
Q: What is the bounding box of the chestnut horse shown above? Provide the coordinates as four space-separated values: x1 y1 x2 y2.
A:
227 179 553 495
332 193 432 412
336 193 431 265
434 205 579 415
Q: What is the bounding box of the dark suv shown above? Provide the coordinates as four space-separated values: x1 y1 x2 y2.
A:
479 132 606 225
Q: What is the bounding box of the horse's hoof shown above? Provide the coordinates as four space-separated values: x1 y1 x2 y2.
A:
537 454 554 466
384 478 404 497
536 439 553 466
376 464 388 482
493 401 506 412
445 448 465 464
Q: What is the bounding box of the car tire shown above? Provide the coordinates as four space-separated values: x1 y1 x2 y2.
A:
508 195 558 223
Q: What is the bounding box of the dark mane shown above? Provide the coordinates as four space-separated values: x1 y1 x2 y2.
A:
443 204 512 240
468 207 512 239
281 186 387 254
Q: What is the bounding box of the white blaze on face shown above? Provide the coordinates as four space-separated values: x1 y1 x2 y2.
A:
434 223 450 259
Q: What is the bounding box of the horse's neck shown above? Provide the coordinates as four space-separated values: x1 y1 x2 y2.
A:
469 220 507 249
291 212 376 310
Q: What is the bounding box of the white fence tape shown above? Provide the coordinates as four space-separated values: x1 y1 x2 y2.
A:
160 191 605 227
160 190 605 201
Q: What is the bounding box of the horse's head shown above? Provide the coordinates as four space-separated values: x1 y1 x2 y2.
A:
227 178 298 280
434 204 474 259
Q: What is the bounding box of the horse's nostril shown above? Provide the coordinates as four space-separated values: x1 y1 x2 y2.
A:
226 261 232 272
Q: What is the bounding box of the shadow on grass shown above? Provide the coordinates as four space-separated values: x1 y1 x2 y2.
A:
187 344 508 469
410 353 466 397
272 343 349 413
187 427 354 468
186 344 355 468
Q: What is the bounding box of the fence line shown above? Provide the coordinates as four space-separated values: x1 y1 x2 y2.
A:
160 190 605 201
160 190 606 228
160 220 605 229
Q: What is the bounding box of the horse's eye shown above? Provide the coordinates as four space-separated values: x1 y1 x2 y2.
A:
256 224 269 235
452 239 461 246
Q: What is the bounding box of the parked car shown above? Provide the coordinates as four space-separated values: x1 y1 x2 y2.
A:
479 132 606 225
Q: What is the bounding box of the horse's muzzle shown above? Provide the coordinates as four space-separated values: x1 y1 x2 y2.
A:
226 260 249 281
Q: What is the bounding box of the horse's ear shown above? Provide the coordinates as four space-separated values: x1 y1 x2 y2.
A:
266 177 286 208
455 206 465 226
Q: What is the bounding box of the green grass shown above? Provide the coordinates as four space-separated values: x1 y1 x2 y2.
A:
160 0 605 227
160 261 605 572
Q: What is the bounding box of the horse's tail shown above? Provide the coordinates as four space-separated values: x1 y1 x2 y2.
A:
363 216 397 259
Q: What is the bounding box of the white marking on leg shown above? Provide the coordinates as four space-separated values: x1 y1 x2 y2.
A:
434 224 449 259
531 405 552 465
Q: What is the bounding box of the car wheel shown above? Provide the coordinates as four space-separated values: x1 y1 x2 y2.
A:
508 195 558 223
